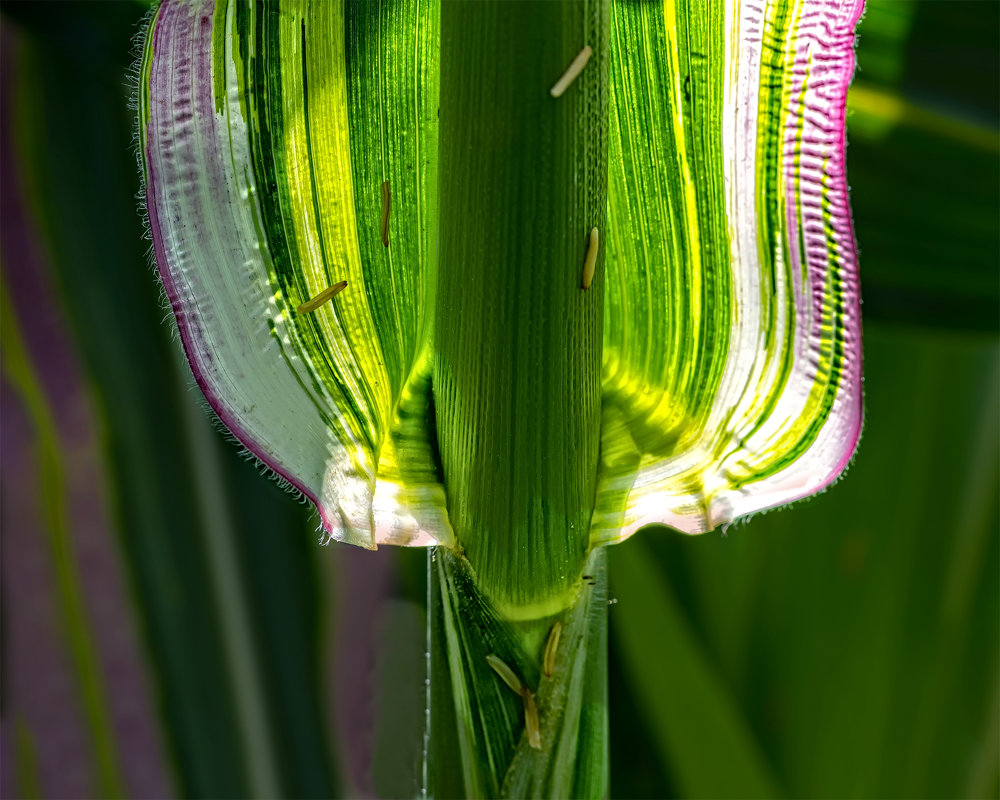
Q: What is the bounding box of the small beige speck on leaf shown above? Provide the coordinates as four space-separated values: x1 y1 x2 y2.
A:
296 281 348 314
550 45 592 98
380 180 391 247
582 227 599 289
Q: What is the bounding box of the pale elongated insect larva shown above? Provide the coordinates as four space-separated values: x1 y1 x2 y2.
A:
550 45 592 98
543 621 562 678
486 654 524 696
296 280 348 314
380 180 391 247
581 227 599 289
522 687 542 750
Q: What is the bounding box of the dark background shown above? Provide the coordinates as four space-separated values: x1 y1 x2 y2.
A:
1 1 997 798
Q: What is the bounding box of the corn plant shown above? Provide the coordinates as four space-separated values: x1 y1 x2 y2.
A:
136 0 864 795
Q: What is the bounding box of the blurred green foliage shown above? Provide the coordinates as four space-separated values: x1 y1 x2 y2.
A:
1 1 996 798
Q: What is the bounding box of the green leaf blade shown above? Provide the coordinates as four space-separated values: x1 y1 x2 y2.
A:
611 538 782 799
594 0 865 545
140 0 448 550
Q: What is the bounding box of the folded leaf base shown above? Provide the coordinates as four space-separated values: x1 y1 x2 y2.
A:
427 548 609 799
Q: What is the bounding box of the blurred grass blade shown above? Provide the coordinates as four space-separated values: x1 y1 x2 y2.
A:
5 5 339 796
610 538 781 799
593 0 865 545
370 598 427 799
174 355 282 799
2 27 174 798
847 1 1000 332
1 284 127 799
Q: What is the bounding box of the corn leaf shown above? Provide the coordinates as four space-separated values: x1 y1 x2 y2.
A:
593 0 864 544
140 0 864 552
140 0 448 550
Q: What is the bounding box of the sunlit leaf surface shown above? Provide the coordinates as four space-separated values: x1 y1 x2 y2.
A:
593 0 864 544
140 0 447 550
141 0 863 551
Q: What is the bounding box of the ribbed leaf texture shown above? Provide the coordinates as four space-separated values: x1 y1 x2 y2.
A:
594 0 863 543
139 0 864 551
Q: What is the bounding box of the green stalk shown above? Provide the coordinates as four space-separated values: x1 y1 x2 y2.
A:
433 0 609 617
428 3 610 796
